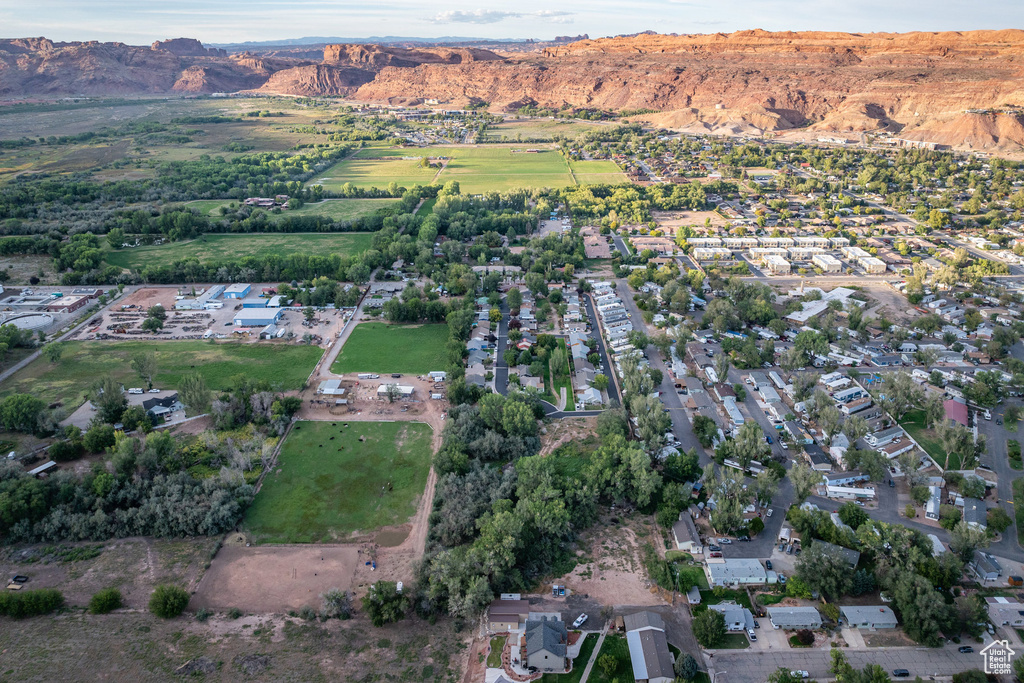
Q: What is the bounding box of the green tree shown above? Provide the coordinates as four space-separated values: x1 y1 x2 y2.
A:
0 394 46 433
141 317 163 333
178 372 211 414
148 585 189 618
592 374 610 391
675 653 699 680
795 541 853 601
91 376 127 424
949 520 989 563
597 654 618 678
789 463 820 503
83 423 116 453
43 342 65 364
693 608 726 648
361 581 408 627
130 352 157 389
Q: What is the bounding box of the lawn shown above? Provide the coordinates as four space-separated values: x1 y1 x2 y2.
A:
416 197 437 216
901 409 955 469
0 340 323 408
569 159 628 185
717 633 751 649
545 338 574 409
331 323 449 375
586 634 632 683
541 634 597 683
242 420 433 543
311 153 438 192
105 232 375 270
487 635 507 669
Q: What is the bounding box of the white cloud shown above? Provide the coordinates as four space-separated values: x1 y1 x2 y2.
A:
430 9 573 24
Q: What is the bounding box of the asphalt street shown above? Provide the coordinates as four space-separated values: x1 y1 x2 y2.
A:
712 646 981 683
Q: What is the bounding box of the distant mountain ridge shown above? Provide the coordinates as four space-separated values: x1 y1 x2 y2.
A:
2 31 1024 152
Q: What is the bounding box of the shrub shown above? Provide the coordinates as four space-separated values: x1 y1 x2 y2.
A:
598 653 618 677
320 588 351 620
195 607 211 622
0 588 64 618
88 588 122 614
228 607 243 619
148 585 189 618
795 629 815 645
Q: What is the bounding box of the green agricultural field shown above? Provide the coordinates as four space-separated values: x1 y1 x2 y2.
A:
331 322 449 375
312 144 580 194
312 153 438 192
569 158 628 185
104 232 375 270
0 340 323 408
242 420 434 543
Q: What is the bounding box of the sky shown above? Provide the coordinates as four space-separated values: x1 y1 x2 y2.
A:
2 0 1023 44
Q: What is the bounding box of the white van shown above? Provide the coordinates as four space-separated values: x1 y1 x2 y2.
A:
128 388 143 395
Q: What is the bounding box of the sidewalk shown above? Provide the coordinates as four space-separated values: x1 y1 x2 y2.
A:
578 626 608 683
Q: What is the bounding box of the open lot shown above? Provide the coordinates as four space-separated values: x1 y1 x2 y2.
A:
191 544 359 612
331 322 448 375
104 231 376 270
242 420 433 543
483 118 607 141
0 340 323 407
901 409 954 468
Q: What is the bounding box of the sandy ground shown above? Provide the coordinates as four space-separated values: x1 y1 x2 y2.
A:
0 537 218 609
652 209 729 231
538 416 599 456
191 545 360 612
558 521 666 607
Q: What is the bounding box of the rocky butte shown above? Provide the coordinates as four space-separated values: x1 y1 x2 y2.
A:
2 30 1024 151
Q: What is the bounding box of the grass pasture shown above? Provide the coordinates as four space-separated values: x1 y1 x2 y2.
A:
569 158 628 185
0 340 323 408
311 144 580 194
331 322 449 375
178 198 398 220
104 232 375 270
242 420 433 543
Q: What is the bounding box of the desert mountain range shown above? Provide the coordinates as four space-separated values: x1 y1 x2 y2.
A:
2 31 1024 150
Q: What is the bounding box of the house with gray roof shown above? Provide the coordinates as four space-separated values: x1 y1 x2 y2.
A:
964 498 987 530
709 603 755 632
704 558 767 587
971 552 1002 582
840 605 898 629
767 606 822 630
672 512 703 554
813 540 860 568
626 615 675 683
524 618 567 672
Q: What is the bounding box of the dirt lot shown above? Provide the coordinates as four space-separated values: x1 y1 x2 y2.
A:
191 545 360 613
538 416 600 456
557 517 666 608
0 537 218 610
0 608 471 682
653 209 729 232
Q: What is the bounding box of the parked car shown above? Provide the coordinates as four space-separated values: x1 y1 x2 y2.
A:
709 551 723 558
958 646 974 653
790 671 809 679
889 480 895 487
573 614 588 628
738 536 750 542
10 575 28 584
747 628 757 641
765 435 773 444
719 538 732 545
708 544 721 552
766 508 773 518
786 544 794 554
765 560 773 570
892 670 910 678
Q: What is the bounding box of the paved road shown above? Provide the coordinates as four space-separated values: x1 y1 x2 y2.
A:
614 279 704 457
581 293 621 406
711 645 980 683
611 235 631 259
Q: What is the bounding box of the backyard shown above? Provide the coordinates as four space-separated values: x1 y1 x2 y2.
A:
105 231 376 270
0 340 323 408
586 634 632 683
242 420 433 543
540 633 597 683
900 409 956 469
331 322 449 375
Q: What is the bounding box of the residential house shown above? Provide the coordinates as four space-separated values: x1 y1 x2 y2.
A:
813 540 861 568
705 558 767 587
488 599 529 631
971 552 1002 582
767 606 822 630
986 597 1024 627
964 498 987 530
840 606 898 629
524 618 568 672
708 603 756 632
925 486 942 520
672 512 703 554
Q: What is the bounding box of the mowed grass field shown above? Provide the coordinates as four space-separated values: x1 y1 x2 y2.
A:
104 232 375 269
243 420 434 543
483 119 607 141
312 144 594 193
1 341 323 408
569 158 628 185
332 322 448 375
